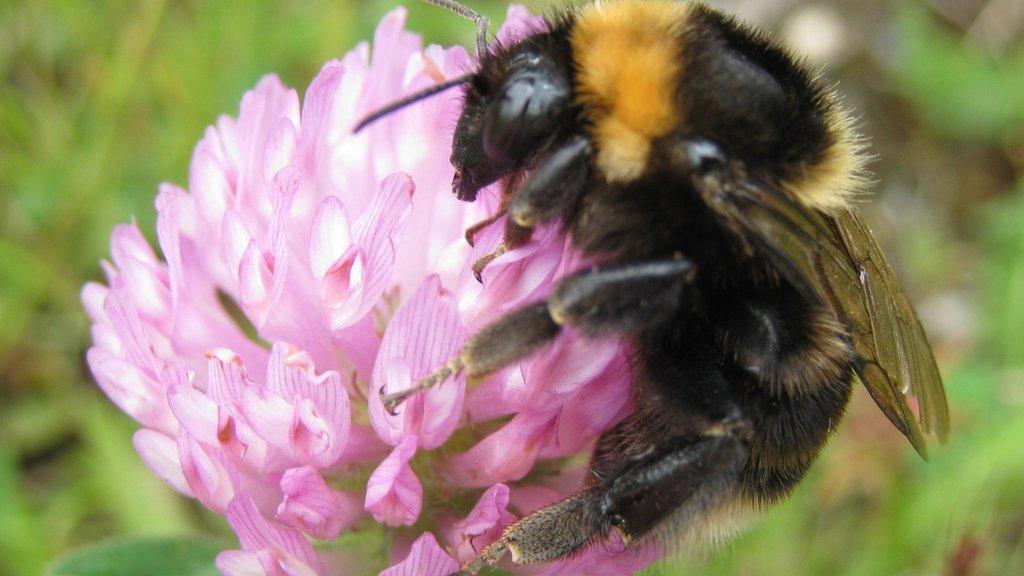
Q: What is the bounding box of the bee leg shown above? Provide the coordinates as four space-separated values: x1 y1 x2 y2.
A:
465 172 526 247
548 258 696 335
382 258 695 414
450 417 749 574
471 205 532 282
508 135 592 229
464 206 507 247
471 136 591 280
381 302 562 411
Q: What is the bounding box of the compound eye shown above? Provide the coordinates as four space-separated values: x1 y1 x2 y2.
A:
481 63 570 163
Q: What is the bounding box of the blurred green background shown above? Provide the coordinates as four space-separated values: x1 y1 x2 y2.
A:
1 0 1022 575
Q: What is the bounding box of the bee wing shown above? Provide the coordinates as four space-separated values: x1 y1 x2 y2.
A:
698 177 950 458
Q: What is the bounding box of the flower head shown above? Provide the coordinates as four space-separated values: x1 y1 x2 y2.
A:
83 6 656 574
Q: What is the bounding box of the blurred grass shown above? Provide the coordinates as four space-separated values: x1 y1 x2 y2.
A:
0 1 1022 575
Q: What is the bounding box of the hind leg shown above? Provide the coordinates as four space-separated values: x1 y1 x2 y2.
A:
451 411 750 575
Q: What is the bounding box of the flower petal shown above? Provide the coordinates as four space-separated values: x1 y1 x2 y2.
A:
225 492 324 575
496 3 549 45
364 436 422 526
369 275 465 449
445 483 516 564
447 411 558 488
327 172 415 329
178 432 236 512
86 347 174 432
216 550 265 576
133 430 193 497
265 343 351 468
309 196 353 282
277 466 361 539
167 383 219 445
379 532 459 576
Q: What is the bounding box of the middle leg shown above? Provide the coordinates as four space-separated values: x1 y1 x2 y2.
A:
380 257 696 411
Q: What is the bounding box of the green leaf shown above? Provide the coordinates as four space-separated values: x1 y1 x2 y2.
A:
45 536 227 576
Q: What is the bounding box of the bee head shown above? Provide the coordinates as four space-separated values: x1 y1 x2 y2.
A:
451 43 574 201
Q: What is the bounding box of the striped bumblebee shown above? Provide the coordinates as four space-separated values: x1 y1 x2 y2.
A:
357 1 950 573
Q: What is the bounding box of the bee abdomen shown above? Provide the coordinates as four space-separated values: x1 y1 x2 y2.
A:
742 367 854 502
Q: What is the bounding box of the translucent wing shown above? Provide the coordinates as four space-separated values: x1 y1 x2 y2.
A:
697 175 950 458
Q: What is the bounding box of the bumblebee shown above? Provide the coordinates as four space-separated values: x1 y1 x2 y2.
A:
357 0 950 573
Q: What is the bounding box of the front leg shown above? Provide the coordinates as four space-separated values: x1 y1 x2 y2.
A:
471 136 592 280
381 258 695 411
507 135 591 229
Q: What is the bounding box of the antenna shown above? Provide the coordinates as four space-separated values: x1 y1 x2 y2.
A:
421 0 490 58
351 1 490 134
352 73 473 133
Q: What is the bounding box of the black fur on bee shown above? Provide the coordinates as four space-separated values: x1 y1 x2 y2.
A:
356 1 949 573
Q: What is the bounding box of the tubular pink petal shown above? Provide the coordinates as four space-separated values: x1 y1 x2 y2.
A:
301 60 344 141
512 331 619 404
226 493 324 574
217 407 271 472
320 245 365 317
238 240 273 309
81 282 110 323
189 144 234 224
496 4 549 45
369 275 465 448
298 61 346 196
103 280 160 373
216 551 264 576
309 196 353 281
207 349 253 405
178 432 236 512
155 183 191 309
110 222 159 268
457 221 565 328
267 167 302 258
367 9 422 110
290 398 338 469
365 437 422 526
256 550 322 576
87 348 175 433
380 532 459 576
222 209 255 279
159 360 194 388
120 257 172 322
328 172 415 330
447 412 559 488
242 387 296 450
262 118 298 185
134 430 194 497
277 466 361 539
541 357 633 459
89 323 122 358
167 384 219 445
234 76 300 216
446 484 516 564
265 343 351 467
